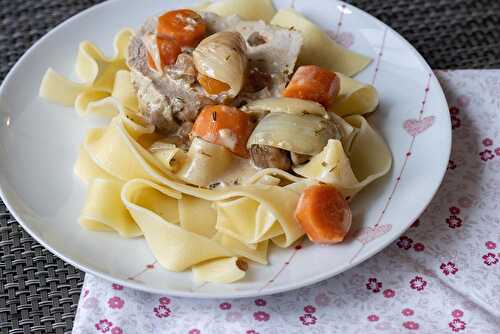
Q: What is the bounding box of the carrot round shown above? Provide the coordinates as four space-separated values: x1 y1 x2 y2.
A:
191 105 253 158
295 184 352 244
157 9 206 48
198 74 230 95
147 36 181 71
283 65 340 108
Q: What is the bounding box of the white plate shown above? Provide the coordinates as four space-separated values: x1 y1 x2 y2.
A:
0 0 451 298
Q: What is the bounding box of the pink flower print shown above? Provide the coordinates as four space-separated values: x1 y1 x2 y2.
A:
449 319 466 332
226 312 242 322
447 160 457 170
246 331 259 334
83 289 89 298
447 215 463 229
111 327 123 334
413 243 425 252
367 314 379 322
482 253 499 266
112 283 123 290
451 309 464 318
366 278 382 293
482 138 494 146
403 321 420 330
402 308 414 316
451 116 461 129
410 276 427 291
189 329 201 334
449 206 461 215
496 147 500 156
253 311 270 322
108 296 124 310
315 292 331 306
95 319 113 333
299 313 317 326
254 298 266 306
397 236 413 250
383 289 395 298
335 32 354 48
440 262 458 275
486 241 497 249
480 149 495 161
304 305 316 314
154 304 171 318
159 297 170 305
219 302 231 310
449 106 459 115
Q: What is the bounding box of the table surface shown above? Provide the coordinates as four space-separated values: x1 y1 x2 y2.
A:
1 0 499 333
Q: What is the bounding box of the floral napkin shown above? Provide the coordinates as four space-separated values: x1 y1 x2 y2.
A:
72 70 500 334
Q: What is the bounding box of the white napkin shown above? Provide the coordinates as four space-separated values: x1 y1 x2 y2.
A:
72 70 500 334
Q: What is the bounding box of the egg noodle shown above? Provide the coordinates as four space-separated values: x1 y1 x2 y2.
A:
39 0 391 284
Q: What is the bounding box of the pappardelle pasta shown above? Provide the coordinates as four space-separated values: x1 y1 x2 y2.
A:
39 0 391 284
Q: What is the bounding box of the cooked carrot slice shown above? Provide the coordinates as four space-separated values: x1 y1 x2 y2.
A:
295 184 352 244
157 9 206 48
283 65 340 107
147 37 181 71
191 105 254 158
198 74 231 95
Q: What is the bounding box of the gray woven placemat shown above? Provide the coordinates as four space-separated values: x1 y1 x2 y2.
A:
0 0 499 333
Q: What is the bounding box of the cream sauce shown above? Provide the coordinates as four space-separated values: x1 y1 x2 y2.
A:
210 156 260 188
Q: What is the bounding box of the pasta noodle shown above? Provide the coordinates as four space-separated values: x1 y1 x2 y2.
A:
330 73 379 116
79 178 142 237
39 29 134 113
121 179 233 271
270 9 371 76
198 0 276 22
192 257 246 283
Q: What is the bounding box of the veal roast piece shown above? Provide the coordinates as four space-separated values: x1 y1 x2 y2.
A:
127 12 303 139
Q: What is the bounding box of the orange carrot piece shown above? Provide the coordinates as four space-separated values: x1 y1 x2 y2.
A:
283 65 340 107
157 9 206 48
147 37 181 71
295 184 352 244
191 105 254 158
198 74 231 95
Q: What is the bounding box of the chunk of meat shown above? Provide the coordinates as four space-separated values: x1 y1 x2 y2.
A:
157 9 207 48
128 28 214 133
250 144 291 170
283 65 340 107
127 12 303 138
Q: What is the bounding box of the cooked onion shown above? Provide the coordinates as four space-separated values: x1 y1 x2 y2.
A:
245 97 327 117
193 31 247 97
247 113 340 155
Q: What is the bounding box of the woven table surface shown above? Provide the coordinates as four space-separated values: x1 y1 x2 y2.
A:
0 0 499 333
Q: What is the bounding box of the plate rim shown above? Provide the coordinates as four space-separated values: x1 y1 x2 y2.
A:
0 0 451 298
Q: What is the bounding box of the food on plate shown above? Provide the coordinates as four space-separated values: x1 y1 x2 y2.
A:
191 105 254 157
39 0 392 284
295 184 352 243
283 65 340 107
